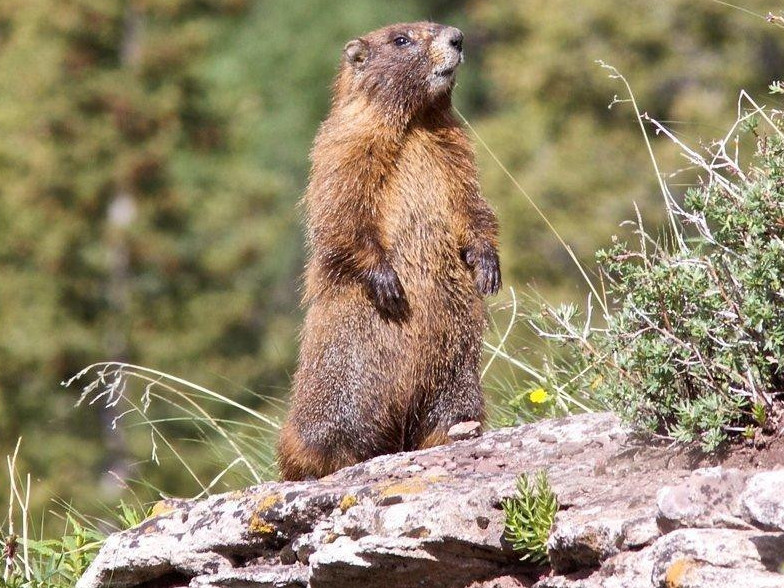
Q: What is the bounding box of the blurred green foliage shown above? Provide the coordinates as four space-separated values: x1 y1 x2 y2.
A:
0 0 782 531
470 0 784 294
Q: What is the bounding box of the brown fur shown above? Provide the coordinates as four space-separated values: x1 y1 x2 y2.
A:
278 22 501 481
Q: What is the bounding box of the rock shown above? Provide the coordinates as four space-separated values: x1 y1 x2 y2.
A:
651 528 784 585
189 563 309 588
448 420 483 441
657 562 784 588
76 413 784 588
468 576 532 588
548 508 659 573
538 547 657 588
310 534 520 588
741 469 784 531
656 467 751 532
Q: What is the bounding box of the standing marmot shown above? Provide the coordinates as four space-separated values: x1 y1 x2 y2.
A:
278 22 501 480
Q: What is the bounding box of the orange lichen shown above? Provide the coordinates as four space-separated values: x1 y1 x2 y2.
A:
378 474 448 499
339 494 358 512
255 493 282 511
665 557 698 588
248 512 276 536
247 493 283 536
380 477 430 498
147 499 185 520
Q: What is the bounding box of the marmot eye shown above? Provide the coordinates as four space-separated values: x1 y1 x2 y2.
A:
393 35 411 47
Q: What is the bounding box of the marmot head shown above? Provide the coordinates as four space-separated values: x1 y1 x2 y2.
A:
335 22 465 124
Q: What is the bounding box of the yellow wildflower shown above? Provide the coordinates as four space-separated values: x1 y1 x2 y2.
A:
529 388 549 404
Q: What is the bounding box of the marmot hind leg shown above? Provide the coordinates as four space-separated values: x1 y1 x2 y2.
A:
409 344 485 451
278 300 407 480
413 394 484 451
277 422 361 481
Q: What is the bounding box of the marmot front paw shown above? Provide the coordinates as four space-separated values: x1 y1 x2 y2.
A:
464 244 501 296
365 262 411 322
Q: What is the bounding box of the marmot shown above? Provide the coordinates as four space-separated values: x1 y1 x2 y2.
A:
278 22 501 480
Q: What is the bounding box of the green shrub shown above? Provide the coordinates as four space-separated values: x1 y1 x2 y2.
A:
502 470 558 565
492 70 784 451
591 109 784 451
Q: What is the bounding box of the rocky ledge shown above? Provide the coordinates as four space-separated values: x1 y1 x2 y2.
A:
77 413 784 588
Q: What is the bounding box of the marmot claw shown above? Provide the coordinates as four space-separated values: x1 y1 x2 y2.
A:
464 245 501 296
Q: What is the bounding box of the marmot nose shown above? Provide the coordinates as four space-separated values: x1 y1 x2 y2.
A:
446 27 463 52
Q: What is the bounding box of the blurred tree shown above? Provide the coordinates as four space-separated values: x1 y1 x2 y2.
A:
0 0 291 514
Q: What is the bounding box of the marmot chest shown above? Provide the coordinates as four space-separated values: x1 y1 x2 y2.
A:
380 136 465 269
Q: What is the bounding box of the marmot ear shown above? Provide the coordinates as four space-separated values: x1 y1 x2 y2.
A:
344 38 370 69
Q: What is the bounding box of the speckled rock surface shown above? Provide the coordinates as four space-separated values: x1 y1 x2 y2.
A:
76 413 784 588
